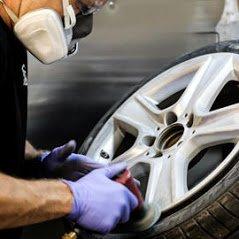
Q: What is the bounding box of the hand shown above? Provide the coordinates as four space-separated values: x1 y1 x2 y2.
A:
63 163 138 234
40 140 104 180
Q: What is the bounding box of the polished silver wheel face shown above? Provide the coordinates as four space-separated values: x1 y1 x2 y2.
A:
86 53 239 212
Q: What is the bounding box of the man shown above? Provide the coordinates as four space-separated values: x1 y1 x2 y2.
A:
0 0 138 238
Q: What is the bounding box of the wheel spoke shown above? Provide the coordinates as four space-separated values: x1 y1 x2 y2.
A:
172 159 188 201
193 104 239 146
144 141 198 207
114 98 160 135
144 156 172 208
135 94 165 125
175 55 236 116
115 153 169 205
194 56 236 113
112 145 147 165
143 155 189 208
171 147 192 201
114 113 155 136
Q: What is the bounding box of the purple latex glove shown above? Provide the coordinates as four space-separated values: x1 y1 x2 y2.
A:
63 162 138 234
40 140 104 180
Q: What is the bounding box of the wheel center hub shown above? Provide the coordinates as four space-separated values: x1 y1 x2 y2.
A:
158 124 184 150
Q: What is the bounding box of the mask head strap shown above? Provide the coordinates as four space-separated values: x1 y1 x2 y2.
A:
0 0 19 23
63 0 76 29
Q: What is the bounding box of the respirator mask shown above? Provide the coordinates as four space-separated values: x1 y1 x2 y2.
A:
0 0 93 64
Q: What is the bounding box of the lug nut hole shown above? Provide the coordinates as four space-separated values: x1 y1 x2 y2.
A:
153 151 163 158
186 114 194 128
166 112 178 125
143 136 156 147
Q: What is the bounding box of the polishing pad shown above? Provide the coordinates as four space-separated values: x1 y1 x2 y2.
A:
117 203 161 233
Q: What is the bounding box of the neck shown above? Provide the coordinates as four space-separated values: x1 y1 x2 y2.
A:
0 0 21 28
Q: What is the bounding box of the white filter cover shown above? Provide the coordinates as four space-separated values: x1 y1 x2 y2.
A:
14 9 68 64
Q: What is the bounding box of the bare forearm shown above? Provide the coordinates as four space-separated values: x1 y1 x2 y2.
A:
0 173 72 229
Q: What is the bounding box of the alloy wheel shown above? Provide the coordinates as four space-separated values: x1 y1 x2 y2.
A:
86 52 239 212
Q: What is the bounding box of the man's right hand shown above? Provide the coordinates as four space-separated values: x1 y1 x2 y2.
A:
63 162 138 234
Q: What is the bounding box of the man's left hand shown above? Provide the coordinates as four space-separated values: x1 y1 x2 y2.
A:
40 140 104 180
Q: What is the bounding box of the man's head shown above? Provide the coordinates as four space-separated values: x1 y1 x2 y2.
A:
0 0 107 64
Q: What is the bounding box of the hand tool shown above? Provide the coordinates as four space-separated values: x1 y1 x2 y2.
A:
62 169 161 239
114 169 161 233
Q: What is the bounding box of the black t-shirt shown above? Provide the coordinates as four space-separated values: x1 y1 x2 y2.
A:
0 17 28 238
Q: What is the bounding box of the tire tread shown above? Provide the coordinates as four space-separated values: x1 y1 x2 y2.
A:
208 202 239 231
163 227 187 239
162 182 239 239
218 193 239 218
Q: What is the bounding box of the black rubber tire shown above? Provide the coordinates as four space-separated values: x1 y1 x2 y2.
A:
79 41 239 239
